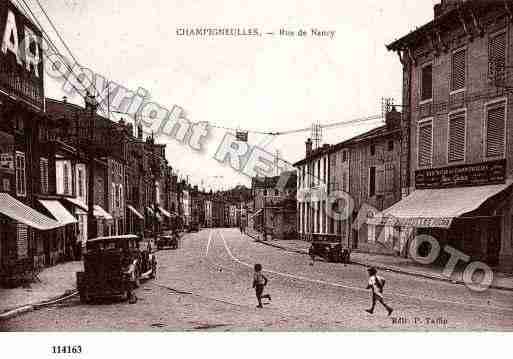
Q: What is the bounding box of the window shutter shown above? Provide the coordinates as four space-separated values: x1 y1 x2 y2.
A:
418 121 433 167
376 165 385 195
489 33 506 80
421 64 433 101
17 224 28 258
451 49 466 91
448 113 466 162
486 103 506 157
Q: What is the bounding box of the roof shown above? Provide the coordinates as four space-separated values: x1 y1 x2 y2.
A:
386 1 502 51
368 182 512 228
294 124 400 167
0 193 63 231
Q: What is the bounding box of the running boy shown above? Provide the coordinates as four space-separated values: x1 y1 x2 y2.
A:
365 267 393 316
253 263 271 308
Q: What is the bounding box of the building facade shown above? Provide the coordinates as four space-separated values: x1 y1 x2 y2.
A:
384 0 513 272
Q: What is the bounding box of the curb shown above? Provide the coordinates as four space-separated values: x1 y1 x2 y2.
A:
251 236 513 293
0 289 78 321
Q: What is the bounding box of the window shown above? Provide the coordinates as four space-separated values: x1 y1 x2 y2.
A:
485 101 506 158
421 64 433 101
369 166 376 197
451 49 466 92
342 151 347 162
15 152 26 197
448 112 466 162
388 140 394 152
418 120 433 167
63 163 70 195
112 183 116 212
274 189 279 196
370 144 376 156
40 158 49 194
489 32 506 81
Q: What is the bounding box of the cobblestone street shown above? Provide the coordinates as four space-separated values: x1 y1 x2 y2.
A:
2 229 512 331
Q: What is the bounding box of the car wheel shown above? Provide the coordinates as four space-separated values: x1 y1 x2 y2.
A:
79 291 89 304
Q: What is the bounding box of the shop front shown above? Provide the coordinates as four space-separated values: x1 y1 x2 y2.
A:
368 160 513 272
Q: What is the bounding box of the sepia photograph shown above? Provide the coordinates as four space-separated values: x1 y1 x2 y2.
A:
0 0 512 354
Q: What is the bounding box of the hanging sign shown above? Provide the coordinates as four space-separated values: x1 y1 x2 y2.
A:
0 2 44 109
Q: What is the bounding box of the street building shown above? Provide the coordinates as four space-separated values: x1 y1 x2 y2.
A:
381 0 513 272
252 172 297 240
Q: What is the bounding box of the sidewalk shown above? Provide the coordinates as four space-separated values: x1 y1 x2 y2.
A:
0 261 82 318
248 235 513 292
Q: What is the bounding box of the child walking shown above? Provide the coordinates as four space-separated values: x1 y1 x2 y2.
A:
253 263 271 308
365 267 393 316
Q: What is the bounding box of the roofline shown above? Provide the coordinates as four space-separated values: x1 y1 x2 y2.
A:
293 124 399 167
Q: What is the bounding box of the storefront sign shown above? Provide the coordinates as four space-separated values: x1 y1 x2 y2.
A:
367 216 453 228
415 159 506 189
0 2 44 109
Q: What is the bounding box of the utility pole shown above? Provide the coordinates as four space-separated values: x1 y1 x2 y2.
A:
85 92 98 240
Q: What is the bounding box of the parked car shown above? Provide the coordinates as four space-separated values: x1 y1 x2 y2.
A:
156 231 180 249
76 234 157 303
188 222 200 232
309 241 351 263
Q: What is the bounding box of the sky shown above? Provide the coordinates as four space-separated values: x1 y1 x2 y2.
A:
24 0 438 191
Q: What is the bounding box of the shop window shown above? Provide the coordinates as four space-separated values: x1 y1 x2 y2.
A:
486 101 506 158
368 224 376 243
418 119 433 167
15 152 26 197
448 112 466 162
40 158 49 194
421 64 433 101
17 224 28 258
451 49 466 92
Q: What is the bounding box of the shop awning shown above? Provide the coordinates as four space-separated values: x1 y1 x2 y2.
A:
65 198 113 220
65 197 88 212
0 193 63 231
127 205 144 220
93 205 113 220
158 206 172 218
367 183 512 228
39 200 78 226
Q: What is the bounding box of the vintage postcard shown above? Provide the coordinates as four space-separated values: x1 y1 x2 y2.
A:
0 0 512 350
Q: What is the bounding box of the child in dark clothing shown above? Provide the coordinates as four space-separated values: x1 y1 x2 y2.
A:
365 267 393 316
253 263 271 308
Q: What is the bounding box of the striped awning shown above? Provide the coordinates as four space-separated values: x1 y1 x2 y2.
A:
94 205 113 220
0 193 63 231
158 206 172 218
65 198 113 220
65 197 88 212
127 205 144 220
39 200 78 226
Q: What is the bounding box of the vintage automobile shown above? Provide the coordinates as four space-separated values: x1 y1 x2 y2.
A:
308 241 351 263
76 234 157 303
156 231 180 249
188 221 200 232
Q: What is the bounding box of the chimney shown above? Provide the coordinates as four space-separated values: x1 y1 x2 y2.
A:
305 138 312 157
385 106 401 130
434 0 464 18
62 96 67 103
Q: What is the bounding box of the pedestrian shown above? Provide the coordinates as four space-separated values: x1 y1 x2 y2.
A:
308 245 316 265
253 263 271 308
365 267 393 316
